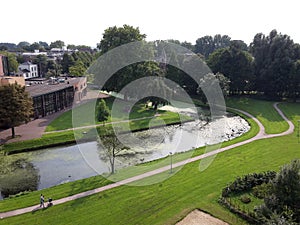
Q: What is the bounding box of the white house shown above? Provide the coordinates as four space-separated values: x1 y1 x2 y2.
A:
18 62 39 80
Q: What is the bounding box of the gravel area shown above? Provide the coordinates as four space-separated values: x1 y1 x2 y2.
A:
176 210 229 225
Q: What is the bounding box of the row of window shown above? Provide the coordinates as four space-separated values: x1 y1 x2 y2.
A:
25 72 38 78
30 66 37 72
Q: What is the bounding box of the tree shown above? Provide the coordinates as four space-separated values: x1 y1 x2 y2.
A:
69 60 86 76
46 60 62 77
0 83 33 138
95 25 162 101
32 54 48 77
197 72 230 104
255 159 300 223
61 53 75 74
38 41 49 50
288 60 300 101
97 131 127 174
0 51 18 73
97 24 146 54
195 34 231 58
50 40 65 49
250 30 299 98
17 41 30 50
97 99 110 124
207 43 254 94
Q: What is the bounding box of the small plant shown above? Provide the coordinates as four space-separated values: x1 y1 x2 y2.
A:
240 195 251 204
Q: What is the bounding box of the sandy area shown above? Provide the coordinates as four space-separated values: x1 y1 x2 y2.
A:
176 210 229 225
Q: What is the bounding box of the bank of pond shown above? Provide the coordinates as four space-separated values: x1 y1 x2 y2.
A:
0 114 250 199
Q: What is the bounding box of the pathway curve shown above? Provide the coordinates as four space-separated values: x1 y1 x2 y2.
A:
0 103 294 219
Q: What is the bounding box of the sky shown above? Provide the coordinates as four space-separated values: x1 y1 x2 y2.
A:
2 0 300 48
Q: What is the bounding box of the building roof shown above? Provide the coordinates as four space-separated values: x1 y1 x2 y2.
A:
25 77 86 97
21 69 30 73
21 61 33 66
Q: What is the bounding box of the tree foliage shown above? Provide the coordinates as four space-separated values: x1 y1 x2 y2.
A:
98 24 146 54
94 25 167 105
0 51 18 73
197 72 230 104
97 131 127 174
0 83 33 138
255 159 300 224
97 99 110 124
195 34 231 58
250 29 300 98
50 40 65 49
207 43 254 94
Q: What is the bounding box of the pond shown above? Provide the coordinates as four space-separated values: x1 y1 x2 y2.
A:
0 113 250 199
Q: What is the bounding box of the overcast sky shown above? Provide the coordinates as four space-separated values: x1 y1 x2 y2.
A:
2 0 299 47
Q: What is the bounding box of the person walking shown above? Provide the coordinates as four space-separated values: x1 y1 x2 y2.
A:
40 194 45 208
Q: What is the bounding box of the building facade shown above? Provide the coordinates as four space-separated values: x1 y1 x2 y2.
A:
18 62 39 80
26 77 87 118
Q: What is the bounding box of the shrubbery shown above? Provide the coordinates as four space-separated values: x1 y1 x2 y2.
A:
221 171 276 197
0 159 40 197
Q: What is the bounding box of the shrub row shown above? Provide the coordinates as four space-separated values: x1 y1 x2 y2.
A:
221 171 276 197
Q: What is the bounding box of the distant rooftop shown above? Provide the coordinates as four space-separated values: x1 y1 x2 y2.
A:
25 77 85 97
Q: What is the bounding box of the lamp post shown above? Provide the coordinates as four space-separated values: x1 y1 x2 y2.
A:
169 152 173 173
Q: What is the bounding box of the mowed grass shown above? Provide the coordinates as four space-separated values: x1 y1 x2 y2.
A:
46 97 166 132
0 101 299 225
0 110 258 212
226 97 289 134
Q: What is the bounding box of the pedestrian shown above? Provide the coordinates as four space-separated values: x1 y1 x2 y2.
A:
40 194 45 208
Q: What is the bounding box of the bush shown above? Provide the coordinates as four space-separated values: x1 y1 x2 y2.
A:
252 183 272 199
0 159 40 198
221 171 276 197
240 195 251 204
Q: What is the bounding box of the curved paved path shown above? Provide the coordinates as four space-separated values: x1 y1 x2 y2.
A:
0 103 294 219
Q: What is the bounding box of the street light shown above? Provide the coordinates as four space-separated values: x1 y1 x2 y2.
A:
169 152 173 173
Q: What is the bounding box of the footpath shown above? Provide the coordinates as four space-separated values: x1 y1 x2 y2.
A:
0 103 294 219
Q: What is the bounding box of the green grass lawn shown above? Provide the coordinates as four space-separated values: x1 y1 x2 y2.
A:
0 100 299 224
46 97 167 132
226 97 289 134
0 110 258 213
2 108 189 155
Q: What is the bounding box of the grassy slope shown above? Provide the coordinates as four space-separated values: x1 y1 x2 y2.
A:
46 98 164 132
226 97 289 134
1 100 298 225
0 107 259 213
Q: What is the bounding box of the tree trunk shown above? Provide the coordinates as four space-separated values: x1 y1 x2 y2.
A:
11 127 15 138
111 156 115 174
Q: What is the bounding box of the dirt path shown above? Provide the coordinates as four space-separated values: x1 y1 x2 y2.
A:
0 103 294 220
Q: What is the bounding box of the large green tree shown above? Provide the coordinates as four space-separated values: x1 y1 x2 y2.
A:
250 30 299 98
195 34 231 58
207 43 254 94
50 40 65 49
96 99 110 124
97 24 146 54
0 84 33 138
69 60 86 76
94 25 163 103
